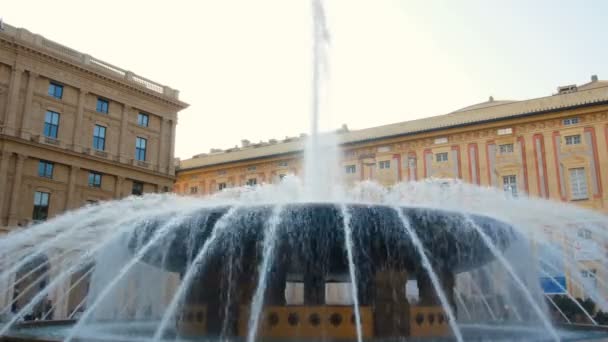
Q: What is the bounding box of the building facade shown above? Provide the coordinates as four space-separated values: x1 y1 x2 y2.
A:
175 76 608 300
0 23 188 232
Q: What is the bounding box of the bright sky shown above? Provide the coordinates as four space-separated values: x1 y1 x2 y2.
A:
3 1 608 159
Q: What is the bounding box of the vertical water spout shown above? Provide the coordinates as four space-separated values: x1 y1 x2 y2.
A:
341 204 363 342
246 205 284 342
393 207 464 342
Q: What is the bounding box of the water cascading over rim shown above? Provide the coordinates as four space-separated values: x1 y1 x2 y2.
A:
130 203 517 339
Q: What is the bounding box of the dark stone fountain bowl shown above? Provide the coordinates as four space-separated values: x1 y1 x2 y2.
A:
130 203 517 276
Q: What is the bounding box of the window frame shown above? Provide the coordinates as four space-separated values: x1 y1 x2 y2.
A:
96 97 109 114
436 152 449 162
345 165 356 174
246 178 257 186
48 82 63 99
135 137 147 161
565 134 582 145
38 160 54 179
569 167 588 200
137 112 149 127
563 117 580 126
32 191 50 221
132 181 144 196
378 160 391 169
88 171 102 188
218 182 227 191
502 174 518 197
190 186 198 194
93 124 107 151
498 143 514 154
44 110 60 139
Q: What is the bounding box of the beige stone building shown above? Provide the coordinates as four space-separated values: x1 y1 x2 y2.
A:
175 76 608 299
0 22 188 232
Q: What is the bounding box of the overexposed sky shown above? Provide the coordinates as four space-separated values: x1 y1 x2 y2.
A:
3 1 608 159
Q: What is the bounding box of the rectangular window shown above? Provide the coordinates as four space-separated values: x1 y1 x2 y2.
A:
378 160 391 169
96 98 109 114
137 113 149 127
48 82 63 99
565 135 582 145
135 137 147 161
499 143 514 154
279 174 286 181
44 111 60 139
218 182 227 191
436 152 448 162
132 181 144 196
434 137 448 145
88 171 102 188
247 166 257 171
569 167 588 200
190 186 198 194
577 228 592 239
246 178 257 186
497 128 513 135
33 191 50 221
503 175 518 196
38 160 54 179
277 161 288 167
345 165 356 174
563 117 580 126
93 125 106 151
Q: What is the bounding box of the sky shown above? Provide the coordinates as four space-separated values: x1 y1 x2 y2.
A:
3 0 608 159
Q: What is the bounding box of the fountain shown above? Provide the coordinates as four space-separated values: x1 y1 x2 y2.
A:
2 0 608 341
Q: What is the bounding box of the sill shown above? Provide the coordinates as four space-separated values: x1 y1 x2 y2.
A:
570 198 589 202
88 185 102 189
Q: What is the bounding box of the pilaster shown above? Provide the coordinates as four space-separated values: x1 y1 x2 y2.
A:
8 154 27 226
20 71 39 139
4 66 25 136
72 89 88 152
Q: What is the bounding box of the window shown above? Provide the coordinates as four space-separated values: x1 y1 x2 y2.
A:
43 111 60 139
565 135 582 145
499 143 514 154
497 128 513 135
246 178 257 186
247 166 257 171
132 181 144 196
434 137 448 145
96 98 109 113
48 82 63 99
137 113 149 127
135 137 147 161
279 174 286 180
577 229 592 239
277 161 288 167
93 125 106 151
190 186 198 194
88 172 102 188
563 117 580 126
378 160 390 169
86 200 99 205
436 152 448 162
217 170 227 175
503 175 517 196
218 182 227 191
581 269 597 291
38 160 54 179
32 191 50 221
569 167 588 200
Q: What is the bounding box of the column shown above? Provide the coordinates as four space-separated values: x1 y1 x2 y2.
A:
168 119 176 175
0 151 10 226
72 89 87 152
118 105 130 161
20 71 38 139
8 154 27 226
157 118 167 173
115 176 124 199
4 66 24 136
65 165 80 210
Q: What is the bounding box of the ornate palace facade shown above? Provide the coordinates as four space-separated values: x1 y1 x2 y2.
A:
176 76 608 214
0 22 188 232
